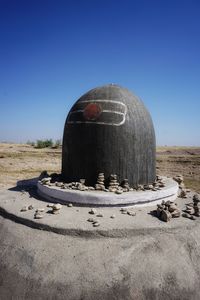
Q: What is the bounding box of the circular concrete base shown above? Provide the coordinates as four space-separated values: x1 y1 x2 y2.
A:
0 187 200 300
0 187 191 238
37 177 179 207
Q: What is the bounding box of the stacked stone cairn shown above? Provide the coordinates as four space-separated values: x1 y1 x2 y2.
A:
193 194 200 217
182 194 200 220
156 200 181 222
95 173 105 191
173 175 187 198
108 174 120 193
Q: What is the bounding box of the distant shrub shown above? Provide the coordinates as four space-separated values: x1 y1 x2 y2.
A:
27 140 35 147
35 139 53 149
51 139 62 149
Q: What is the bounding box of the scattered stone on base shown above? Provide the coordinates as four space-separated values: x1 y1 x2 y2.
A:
120 208 127 214
53 204 62 210
88 186 95 191
41 177 52 185
179 189 187 198
87 218 95 222
119 208 136 216
89 208 97 215
173 175 184 185
182 212 191 219
55 182 64 188
52 203 62 214
127 211 136 216
115 188 123 194
77 179 87 191
121 179 130 192
182 212 196 220
28 205 34 210
136 184 145 191
184 205 194 214
34 212 44 219
93 222 100 227
193 194 200 217
68 203 73 207
20 206 28 212
193 194 200 202
96 213 103 217
110 214 116 219
36 208 45 213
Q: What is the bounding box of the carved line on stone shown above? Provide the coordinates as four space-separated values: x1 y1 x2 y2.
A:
67 100 127 126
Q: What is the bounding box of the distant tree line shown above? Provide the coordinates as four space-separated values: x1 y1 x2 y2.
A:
27 139 62 149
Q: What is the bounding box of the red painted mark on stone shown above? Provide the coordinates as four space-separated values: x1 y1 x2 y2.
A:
83 103 102 121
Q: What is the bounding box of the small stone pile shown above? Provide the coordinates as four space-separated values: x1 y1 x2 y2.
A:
95 173 105 191
120 208 136 216
121 179 130 192
77 179 88 191
47 203 62 214
182 195 200 220
136 184 145 191
88 208 101 227
55 181 65 188
34 208 45 219
156 200 181 222
41 177 52 186
143 184 154 190
108 174 119 192
155 175 166 188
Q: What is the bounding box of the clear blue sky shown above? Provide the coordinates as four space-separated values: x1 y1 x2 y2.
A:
0 0 200 146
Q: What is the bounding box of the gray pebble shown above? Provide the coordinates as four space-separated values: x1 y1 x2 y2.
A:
127 211 136 216
36 208 45 213
93 222 100 227
34 213 44 219
87 218 95 222
110 215 115 219
96 213 103 217
89 208 97 214
53 203 62 210
21 206 28 212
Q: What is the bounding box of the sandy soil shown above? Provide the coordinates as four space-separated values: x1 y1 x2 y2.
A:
0 143 199 192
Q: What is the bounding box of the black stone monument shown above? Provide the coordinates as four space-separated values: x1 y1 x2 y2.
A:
62 84 156 186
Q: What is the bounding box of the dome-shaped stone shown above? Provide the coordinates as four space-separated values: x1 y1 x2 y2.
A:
62 84 156 186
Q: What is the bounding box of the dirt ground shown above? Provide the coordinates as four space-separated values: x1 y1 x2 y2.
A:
0 143 199 192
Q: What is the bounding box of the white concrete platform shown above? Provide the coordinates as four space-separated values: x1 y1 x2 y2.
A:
37 177 179 207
